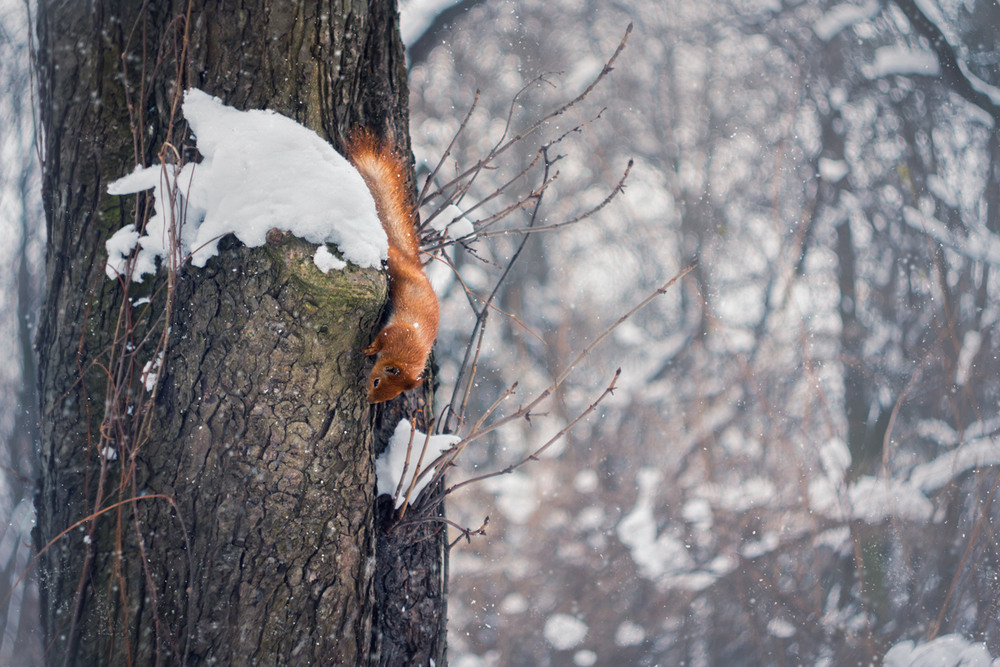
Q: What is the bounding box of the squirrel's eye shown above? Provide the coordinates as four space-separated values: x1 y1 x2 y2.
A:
373 378 381 388
386 366 400 376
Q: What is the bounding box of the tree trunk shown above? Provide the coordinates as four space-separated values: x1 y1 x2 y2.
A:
33 1 444 664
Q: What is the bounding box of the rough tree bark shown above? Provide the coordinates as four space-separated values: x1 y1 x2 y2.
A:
33 1 445 664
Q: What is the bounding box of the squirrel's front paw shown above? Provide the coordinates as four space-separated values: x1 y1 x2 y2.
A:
364 341 379 356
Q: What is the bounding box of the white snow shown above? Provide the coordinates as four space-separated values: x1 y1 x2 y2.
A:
106 89 386 282
485 472 539 524
884 633 1000 667
451 656 487 667
912 0 1000 108
927 174 960 209
427 203 475 238
918 419 960 447
374 419 459 508
955 330 981 386
809 474 934 524
766 617 796 639
614 620 646 647
815 526 852 554
955 61 1000 110
741 532 780 559
868 47 941 78
616 467 694 580
399 0 467 49
813 0 880 41
105 223 141 279
572 469 599 493
699 477 777 513
818 157 850 183
910 437 1000 493
313 244 346 273
542 613 588 651
574 506 605 532
902 206 1000 265
141 351 163 393
499 593 528 615
820 437 852 481
681 497 712 527
446 215 475 239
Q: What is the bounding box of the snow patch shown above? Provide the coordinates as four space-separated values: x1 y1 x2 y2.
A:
884 633 1000 667
911 0 1000 107
499 593 528 615
767 617 796 639
819 157 850 183
955 331 981 386
106 89 386 282
699 477 776 513
105 223 141 279
868 47 940 78
902 206 1000 265
426 203 475 239
681 498 712 528
614 620 646 647
820 437 851 480
141 352 164 393
543 614 588 651
572 469 599 493
910 437 1000 493
810 475 933 523
485 473 538 524
313 244 346 273
399 0 467 49
813 0 880 41
616 467 694 580
374 420 459 508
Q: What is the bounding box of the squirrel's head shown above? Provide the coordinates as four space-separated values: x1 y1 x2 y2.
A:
367 360 421 403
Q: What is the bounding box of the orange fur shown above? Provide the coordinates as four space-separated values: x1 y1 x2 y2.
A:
346 132 440 403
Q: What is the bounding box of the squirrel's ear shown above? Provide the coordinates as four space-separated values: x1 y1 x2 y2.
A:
385 366 400 376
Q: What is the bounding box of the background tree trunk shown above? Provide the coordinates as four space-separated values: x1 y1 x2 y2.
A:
33 1 443 664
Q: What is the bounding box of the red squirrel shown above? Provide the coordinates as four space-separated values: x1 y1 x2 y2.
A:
346 132 440 403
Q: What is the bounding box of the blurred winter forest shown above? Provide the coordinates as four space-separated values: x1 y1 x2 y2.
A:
403 0 1000 665
3 0 1000 665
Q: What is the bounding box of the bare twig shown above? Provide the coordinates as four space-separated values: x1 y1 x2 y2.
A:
424 262 696 501
398 424 440 519
476 159 633 239
443 147 558 433
448 368 621 495
429 24 632 199
447 516 490 548
417 90 481 208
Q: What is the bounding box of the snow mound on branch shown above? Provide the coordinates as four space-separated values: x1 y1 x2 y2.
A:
543 614 588 651
884 633 999 667
106 89 386 281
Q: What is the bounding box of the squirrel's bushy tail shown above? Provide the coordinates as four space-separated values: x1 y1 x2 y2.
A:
345 132 419 258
